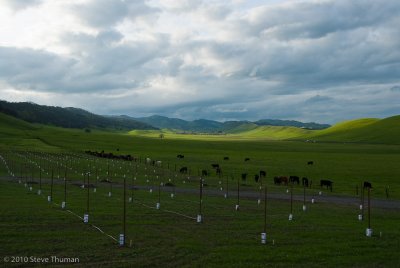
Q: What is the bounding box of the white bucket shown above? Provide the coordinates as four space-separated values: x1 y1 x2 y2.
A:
129 197 132 203
47 196 51 202
366 228 373 237
224 193 227 199
358 214 363 221
93 188 97 193
235 204 239 211
289 213 293 221
83 213 89 223
257 199 261 205
197 214 202 223
37 189 41 195
29 186 32 191
61 201 66 209
311 198 315 204
261 232 267 244
220 187 223 191
119 234 125 246
319 191 322 195
108 192 112 197
170 193 174 198
286 189 289 193
156 202 160 209
303 205 307 211
149 189 153 193
359 204 363 210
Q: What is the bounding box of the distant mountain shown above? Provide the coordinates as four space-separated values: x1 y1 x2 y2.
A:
134 115 225 132
134 115 330 132
255 119 330 130
0 100 156 130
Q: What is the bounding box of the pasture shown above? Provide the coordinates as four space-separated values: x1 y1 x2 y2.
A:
1 119 400 267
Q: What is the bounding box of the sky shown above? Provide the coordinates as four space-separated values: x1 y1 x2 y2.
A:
0 0 399 124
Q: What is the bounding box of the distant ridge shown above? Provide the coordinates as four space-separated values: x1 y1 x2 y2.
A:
0 100 156 130
134 115 330 132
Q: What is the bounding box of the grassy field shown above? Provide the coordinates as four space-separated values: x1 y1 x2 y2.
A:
1 178 399 267
1 112 400 267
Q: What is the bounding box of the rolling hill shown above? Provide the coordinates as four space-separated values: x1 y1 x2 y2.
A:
0 100 156 130
303 116 400 144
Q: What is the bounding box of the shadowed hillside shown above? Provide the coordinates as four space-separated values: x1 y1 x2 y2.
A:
0 100 156 130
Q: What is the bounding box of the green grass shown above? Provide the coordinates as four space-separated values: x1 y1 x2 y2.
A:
0 179 399 267
1 112 400 266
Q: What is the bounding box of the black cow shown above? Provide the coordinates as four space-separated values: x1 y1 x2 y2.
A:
223 156 229 160
216 167 222 176
307 161 314 165
211 163 220 169
302 177 309 187
274 176 288 185
289 176 300 184
320 179 333 192
241 173 247 181
363 181 372 189
244 158 250 161
180 167 188 174
254 174 259 183
177 154 184 159
259 170 266 178
201 170 209 177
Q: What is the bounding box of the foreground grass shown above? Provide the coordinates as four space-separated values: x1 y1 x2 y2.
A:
1 179 399 267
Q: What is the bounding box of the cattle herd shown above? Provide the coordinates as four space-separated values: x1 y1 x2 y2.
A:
173 154 374 192
81 152 374 193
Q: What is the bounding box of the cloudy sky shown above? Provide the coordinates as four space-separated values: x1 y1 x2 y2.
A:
0 0 399 124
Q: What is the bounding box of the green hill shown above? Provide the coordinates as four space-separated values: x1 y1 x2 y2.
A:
302 116 400 144
232 125 312 139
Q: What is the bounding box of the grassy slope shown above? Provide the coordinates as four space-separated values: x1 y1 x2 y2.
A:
303 116 400 144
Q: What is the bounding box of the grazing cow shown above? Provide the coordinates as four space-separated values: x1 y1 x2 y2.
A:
363 181 372 189
177 154 184 159
201 170 209 177
223 156 229 160
307 161 314 165
254 174 259 183
180 167 188 174
241 173 247 181
289 176 300 184
320 179 333 192
244 158 250 161
302 177 309 187
211 163 220 169
259 170 266 178
274 176 288 185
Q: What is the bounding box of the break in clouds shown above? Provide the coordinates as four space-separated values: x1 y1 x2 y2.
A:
0 0 400 124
